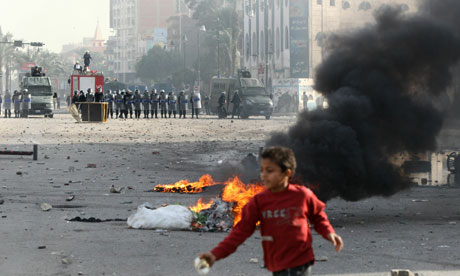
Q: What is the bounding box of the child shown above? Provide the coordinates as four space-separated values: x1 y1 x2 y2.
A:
199 146 343 275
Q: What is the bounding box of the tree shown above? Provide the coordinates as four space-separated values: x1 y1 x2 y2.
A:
0 27 14 91
135 46 182 85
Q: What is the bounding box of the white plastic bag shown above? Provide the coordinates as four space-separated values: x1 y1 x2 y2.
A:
127 204 193 230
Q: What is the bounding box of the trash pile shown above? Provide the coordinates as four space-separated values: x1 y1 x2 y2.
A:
192 199 235 232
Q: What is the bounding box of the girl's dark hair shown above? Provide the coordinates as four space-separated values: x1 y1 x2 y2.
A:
261 146 296 176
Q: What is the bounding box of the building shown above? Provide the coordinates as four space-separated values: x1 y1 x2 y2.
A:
107 0 185 83
242 0 419 92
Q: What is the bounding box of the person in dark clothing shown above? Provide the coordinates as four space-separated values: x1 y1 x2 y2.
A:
217 91 227 118
204 94 211 115
78 90 86 103
95 88 104 102
231 91 241 119
83 50 92 69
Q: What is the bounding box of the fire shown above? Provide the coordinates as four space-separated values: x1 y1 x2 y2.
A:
221 176 265 225
155 174 266 226
154 174 217 193
190 198 214 213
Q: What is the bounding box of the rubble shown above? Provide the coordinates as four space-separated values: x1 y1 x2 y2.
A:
194 199 234 232
40 203 52 211
391 269 416 276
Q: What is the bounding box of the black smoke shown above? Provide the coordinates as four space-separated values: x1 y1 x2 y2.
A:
267 5 460 201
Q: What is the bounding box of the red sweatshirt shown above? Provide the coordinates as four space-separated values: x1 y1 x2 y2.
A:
210 184 335 272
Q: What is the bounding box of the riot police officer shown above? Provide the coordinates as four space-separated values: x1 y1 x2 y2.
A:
0 92 2 116
21 89 31 118
150 89 159 118
190 90 202 119
13 90 21 118
115 90 123 118
168 91 177 118
178 91 188 119
105 90 114 119
119 90 126 119
133 90 142 119
4 90 12 118
86 88 95 102
159 90 168 118
142 90 150 118
125 90 134 119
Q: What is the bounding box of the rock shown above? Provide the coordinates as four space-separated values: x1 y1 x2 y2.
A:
66 195 75 202
16 171 22 176
391 269 415 276
249 258 259 263
86 164 97 168
315 256 328 262
0 199 4 205
37 245 46 249
40 203 53 211
61 258 71 264
110 185 124 193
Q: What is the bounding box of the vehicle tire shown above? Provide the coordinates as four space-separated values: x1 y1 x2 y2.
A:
240 111 249 119
265 115 271 120
44 114 48 118
49 114 54 118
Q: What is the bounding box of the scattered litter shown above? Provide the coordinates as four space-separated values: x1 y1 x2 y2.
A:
391 269 415 276
38 245 46 249
40 203 52 211
448 221 456 225
194 199 234 232
61 258 71 265
110 185 125 193
249 258 259 263
86 164 97 168
315 256 328 262
66 195 75 202
16 171 22 176
411 199 429 202
67 217 126 223
0 199 4 205
152 151 160 155
127 204 193 230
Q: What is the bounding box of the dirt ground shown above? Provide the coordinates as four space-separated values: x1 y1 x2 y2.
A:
0 112 459 276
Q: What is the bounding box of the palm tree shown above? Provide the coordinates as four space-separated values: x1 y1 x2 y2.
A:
0 27 15 91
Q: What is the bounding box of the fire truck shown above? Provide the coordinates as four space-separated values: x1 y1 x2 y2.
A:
69 72 104 98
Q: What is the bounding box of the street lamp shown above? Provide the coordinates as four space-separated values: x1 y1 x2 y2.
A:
197 25 206 92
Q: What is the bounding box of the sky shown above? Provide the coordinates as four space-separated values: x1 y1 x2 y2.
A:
0 0 111 53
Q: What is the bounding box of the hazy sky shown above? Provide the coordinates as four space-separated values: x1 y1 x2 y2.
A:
0 0 110 53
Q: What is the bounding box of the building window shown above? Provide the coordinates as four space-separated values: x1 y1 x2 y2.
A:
317 0 322 5
285 27 289 49
330 0 335 6
342 1 350 9
358 1 371 11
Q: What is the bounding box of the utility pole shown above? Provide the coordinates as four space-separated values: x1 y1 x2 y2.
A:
217 17 220 78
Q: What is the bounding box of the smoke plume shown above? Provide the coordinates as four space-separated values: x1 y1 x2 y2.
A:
267 5 460 201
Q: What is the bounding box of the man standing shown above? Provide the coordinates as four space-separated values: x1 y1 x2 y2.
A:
159 90 168 119
95 88 104 102
119 90 126 119
13 90 21 118
133 90 142 119
150 89 159 119
190 90 202 119
142 90 150 118
86 89 95 102
203 94 211 115
217 91 227 119
21 89 31 118
0 92 2 116
83 50 92 70
178 91 188 119
4 90 12 118
125 90 134 119
231 91 241 119
105 90 114 119
168 91 177 118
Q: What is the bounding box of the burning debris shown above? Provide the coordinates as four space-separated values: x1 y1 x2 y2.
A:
155 175 265 231
153 174 217 193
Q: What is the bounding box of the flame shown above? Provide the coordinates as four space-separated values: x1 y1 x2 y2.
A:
156 174 265 226
221 176 265 225
190 198 214 213
154 174 217 193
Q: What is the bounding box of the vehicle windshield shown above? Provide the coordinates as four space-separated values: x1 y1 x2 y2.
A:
27 86 52 96
243 87 268 97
